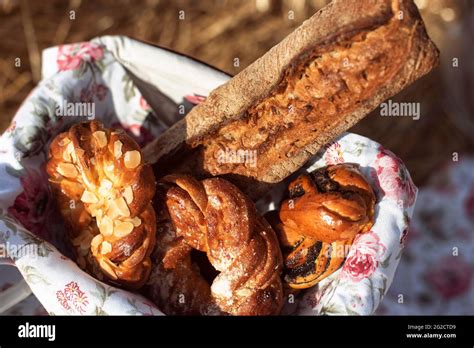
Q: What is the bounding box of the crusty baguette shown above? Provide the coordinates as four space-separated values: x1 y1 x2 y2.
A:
143 0 439 200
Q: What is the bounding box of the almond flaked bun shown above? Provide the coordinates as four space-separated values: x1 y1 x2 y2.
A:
46 121 156 289
143 0 439 199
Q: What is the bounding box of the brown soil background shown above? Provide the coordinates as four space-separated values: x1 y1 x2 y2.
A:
0 0 472 185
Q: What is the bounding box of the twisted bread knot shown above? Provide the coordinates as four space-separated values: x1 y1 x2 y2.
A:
148 175 283 315
46 121 156 288
270 163 376 289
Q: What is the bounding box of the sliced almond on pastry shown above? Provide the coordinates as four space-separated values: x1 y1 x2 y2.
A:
98 178 113 196
114 220 134 238
108 196 130 218
92 131 108 148
100 241 112 254
124 150 141 169
81 190 99 204
57 163 78 178
58 137 71 147
91 234 103 254
99 258 118 279
99 215 114 237
131 216 141 227
114 140 123 159
123 186 134 204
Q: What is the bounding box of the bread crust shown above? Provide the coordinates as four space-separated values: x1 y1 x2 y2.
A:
143 0 439 199
147 175 283 315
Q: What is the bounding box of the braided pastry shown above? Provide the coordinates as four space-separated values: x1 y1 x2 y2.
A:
46 121 156 289
147 174 283 315
267 163 375 289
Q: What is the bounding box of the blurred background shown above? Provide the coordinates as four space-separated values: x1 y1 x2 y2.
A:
0 0 472 184
0 0 473 315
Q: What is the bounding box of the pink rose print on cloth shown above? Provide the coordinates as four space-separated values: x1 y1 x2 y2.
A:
5 120 16 133
323 141 344 165
424 256 473 300
139 96 151 110
56 281 89 314
184 94 206 105
80 83 109 103
373 146 417 207
57 42 104 72
302 281 335 310
341 231 387 282
464 184 474 220
7 168 57 241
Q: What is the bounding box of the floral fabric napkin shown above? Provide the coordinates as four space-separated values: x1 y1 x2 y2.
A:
377 157 474 315
0 36 416 315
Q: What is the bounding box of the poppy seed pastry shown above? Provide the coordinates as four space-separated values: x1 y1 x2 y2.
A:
267 163 376 289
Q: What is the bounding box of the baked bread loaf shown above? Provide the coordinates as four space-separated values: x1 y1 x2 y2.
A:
266 164 376 289
46 121 156 289
143 0 439 199
146 174 283 315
